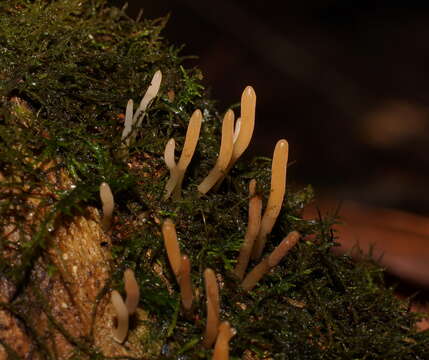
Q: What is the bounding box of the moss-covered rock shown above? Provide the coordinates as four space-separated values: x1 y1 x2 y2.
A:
0 0 428 359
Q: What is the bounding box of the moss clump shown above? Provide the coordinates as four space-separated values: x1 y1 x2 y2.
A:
0 0 428 359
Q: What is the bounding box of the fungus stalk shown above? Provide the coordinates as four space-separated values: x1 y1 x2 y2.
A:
198 110 234 195
133 70 162 128
213 321 236 360
203 268 220 349
179 255 194 311
233 180 262 280
229 86 256 167
162 219 182 279
99 182 114 231
164 109 202 200
241 231 300 291
120 99 135 147
216 86 256 187
120 70 162 147
111 290 129 343
251 139 289 259
124 269 140 315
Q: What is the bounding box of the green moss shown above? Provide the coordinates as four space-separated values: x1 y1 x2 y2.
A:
0 0 428 359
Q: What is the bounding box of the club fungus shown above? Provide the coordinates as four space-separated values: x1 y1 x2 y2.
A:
162 219 182 279
99 182 114 231
216 86 256 186
179 255 194 311
111 290 129 344
233 179 262 280
124 269 140 315
198 109 234 195
120 70 163 147
242 231 300 291
164 109 202 200
230 86 256 166
4 2 429 358
252 139 289 259
134 70 162 128
120 99 135 147
213 321 236 360
203 268 220 349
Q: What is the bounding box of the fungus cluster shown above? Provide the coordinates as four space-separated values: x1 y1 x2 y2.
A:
120 70 162 149
3 2 427 358
162 220 235 358
112 81 299 357
199 86 256 193
162 86 256 199
119 78 257 200
232 138 300 290
110 269 140 343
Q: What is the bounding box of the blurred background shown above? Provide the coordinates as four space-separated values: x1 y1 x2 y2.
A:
110 1 429 295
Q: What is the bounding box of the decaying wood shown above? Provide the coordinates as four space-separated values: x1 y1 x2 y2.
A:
0 208 150 359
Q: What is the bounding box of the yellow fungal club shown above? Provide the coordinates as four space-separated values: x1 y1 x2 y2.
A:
203 268 220 349
252 139 289 259
99 182 114 231
164 109 202 200
198 109 234 195
111 290 129 344
162 219 182 279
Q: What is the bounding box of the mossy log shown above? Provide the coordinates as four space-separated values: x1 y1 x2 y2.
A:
0 1 428 359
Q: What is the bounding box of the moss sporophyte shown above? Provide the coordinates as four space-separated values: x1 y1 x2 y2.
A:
0 0 428 359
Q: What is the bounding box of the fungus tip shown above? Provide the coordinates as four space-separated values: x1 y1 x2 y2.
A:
242 85 256 102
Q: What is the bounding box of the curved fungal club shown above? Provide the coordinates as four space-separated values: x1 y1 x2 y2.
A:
164 109 203 200
198 109 234 195
121 70 162 148
99 182 114 231
110 290 129 344
251 139 289 260
203 268 220 349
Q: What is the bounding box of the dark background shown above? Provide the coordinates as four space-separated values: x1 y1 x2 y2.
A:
111 0 429 214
